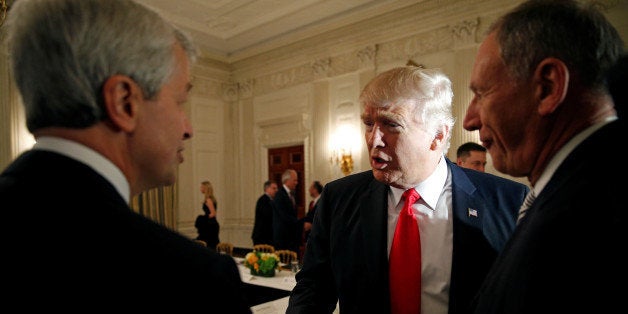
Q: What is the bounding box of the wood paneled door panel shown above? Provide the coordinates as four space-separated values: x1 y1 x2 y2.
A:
268 145 305 218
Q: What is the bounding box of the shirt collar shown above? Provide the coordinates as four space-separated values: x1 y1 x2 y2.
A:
390 155 447 210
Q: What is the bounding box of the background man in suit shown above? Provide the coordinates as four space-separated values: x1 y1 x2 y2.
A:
287 66 528 314
463 1 625 313
0 0 250 311
273 169 301 252
455 142 487 172
252 180 278 245
302 180 323 241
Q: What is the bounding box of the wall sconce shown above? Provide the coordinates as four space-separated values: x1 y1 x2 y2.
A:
330 149 353 176
329 124 360 176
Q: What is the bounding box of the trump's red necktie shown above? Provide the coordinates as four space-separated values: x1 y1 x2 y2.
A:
389 188 421 314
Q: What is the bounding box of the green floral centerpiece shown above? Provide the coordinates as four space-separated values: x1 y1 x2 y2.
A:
244 251 281 277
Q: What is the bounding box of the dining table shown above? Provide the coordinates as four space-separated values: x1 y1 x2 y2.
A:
235 257 297 291
233 256 339 313
233 256 296 313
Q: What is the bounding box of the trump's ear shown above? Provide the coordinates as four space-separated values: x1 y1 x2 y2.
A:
431 124 449 151
101 75 141 133
534 57 569 116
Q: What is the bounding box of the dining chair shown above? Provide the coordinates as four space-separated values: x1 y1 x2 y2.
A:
275 249 298 265
215 242 234 256
253 243 275 253
194 239 207 247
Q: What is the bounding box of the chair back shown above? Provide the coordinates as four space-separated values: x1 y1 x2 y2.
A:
275 249 298 265
253 243 275 253
194 239 207 247
215 242 234 256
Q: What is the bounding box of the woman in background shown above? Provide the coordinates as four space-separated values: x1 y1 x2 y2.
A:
195 181 220 250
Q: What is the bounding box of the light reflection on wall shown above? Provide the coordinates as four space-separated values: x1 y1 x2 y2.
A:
17 129 35 154
15 95 36 156
329 124 361 176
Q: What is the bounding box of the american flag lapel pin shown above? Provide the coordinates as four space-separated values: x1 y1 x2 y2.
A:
468 208 478 217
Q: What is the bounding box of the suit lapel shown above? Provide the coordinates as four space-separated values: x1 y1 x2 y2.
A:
520 121 617 225
449 160 485 230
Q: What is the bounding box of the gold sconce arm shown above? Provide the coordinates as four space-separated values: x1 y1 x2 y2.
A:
329 124 360 177
330 149 353 176
339 153 353 176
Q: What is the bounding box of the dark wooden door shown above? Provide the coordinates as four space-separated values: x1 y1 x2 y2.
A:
268 145 305 218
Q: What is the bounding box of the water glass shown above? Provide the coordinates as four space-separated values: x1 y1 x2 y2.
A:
290 260 300 273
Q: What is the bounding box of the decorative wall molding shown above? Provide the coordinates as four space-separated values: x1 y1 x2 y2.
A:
257 113 311 146
311 58 331 78
192 77 224 99
377 26 453 66
328 52 360 77
251 64 311 95
238 79 254 99
230 24 462 98
221 83 238 102
357 45 377 68
220 80 255 101
451 18 480 48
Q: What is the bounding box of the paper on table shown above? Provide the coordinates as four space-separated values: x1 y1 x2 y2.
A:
251 297 289 314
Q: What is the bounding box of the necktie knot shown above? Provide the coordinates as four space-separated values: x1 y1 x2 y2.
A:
402 188 420 213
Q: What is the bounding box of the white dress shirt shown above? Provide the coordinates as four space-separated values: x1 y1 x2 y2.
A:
387 156 452 314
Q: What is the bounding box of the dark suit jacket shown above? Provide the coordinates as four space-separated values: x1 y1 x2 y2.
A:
287 158 528 314
471 120 627 314
252 193 275 245
304 200 317 224
302 200 318 243
273 186 300 252
0 150 251 312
